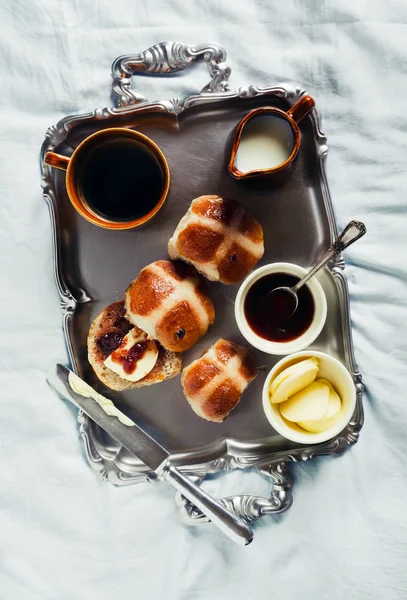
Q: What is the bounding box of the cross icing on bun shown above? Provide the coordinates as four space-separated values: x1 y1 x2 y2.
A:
124 260 215 353
181 339 257 422
168 195 264 284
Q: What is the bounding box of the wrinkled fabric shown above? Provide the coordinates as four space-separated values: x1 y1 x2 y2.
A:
1 1 407 599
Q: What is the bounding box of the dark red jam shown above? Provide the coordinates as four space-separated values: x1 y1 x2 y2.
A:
119 342 148 374
113 317 133 334
244 272 315 342
97 313 134 360
97 332 125 358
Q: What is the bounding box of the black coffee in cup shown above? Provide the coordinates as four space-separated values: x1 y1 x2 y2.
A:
78 137 165 222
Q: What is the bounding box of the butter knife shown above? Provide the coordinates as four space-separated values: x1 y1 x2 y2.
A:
47 364 253 546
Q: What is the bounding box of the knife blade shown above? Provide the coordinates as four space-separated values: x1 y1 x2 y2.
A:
47 364 253 546
49 364 169 472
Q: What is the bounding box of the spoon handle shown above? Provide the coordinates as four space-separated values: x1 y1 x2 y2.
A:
292 220 366 293
332 220 367 253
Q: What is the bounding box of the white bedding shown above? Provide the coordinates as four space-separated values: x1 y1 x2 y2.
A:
1 1 407 598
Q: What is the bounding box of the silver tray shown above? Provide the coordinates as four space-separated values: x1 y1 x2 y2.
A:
41 42 364 526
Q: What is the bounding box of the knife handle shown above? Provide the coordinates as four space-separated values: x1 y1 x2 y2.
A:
163 465 253 546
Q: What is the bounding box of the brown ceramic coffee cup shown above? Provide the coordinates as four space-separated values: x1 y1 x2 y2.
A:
44 128 170 230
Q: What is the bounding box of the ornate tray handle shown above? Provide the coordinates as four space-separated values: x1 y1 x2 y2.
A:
112 42 231 107
176 462 294 525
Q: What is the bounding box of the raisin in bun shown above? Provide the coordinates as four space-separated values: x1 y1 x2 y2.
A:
88 301 181 391
124 260 215 353
168 195 264 285
181 339 257 422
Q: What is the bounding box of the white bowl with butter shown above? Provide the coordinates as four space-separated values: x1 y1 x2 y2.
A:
262 351 356 444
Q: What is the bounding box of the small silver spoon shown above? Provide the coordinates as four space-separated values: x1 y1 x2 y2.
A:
269 220 367 320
